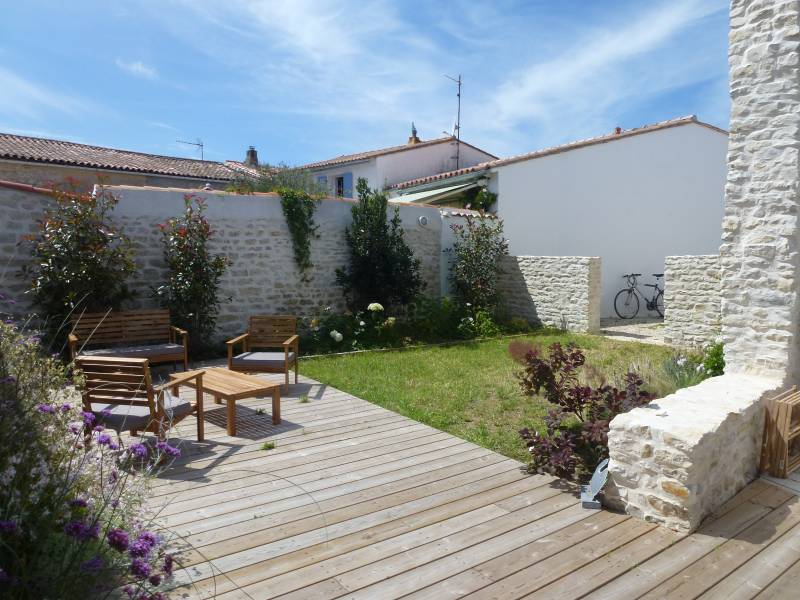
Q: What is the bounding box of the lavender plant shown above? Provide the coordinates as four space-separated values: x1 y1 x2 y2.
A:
0 321 178 599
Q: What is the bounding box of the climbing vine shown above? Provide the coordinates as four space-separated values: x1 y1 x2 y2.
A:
278 187 320 277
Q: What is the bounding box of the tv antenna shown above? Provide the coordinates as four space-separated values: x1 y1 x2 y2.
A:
176 138 204 160
444 74 461 169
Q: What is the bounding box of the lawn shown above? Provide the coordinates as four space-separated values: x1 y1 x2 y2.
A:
300 331 680 464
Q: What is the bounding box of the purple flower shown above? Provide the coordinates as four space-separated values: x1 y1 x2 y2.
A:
148 573 162 586
70 498 88 509
37 403 55 414
107 528 129 552
130 558 151 579
0 520 18 535
162 554 174 577
0 567 9 583
93 425 105 432
97 433 112 446
137 531 159 547
108 440 119 450
81 411 96 426
80 555 104 573
129 530 159 557
129 443 148 460
0 376 16 385
155 441 180 458
69 423 81 434
64 519 100 540
60 402 72 412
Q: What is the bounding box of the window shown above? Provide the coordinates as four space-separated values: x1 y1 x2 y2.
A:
336 176 345 197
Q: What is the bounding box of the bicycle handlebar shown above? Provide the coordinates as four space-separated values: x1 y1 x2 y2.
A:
622 273 642 278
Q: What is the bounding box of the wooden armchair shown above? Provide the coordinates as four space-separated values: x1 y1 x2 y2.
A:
227 315 299 392
75 356 205 441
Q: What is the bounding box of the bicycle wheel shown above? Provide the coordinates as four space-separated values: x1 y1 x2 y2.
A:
654 290 664 317
614 289 639 319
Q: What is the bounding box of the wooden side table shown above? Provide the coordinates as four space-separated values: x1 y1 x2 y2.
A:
171 367 281 436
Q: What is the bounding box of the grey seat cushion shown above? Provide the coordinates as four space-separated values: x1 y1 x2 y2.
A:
92 391 193 432
80 343 184 361
231 351 295 369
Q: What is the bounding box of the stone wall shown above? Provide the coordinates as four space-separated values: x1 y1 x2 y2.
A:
0 184 443 340
663 255 722 348
608 0 792 532
498 255 601 332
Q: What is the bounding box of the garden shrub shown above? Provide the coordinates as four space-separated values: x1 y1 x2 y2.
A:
702 340 725 376
22 182 136 347
448 215 508 312
514 341 653 480
152 194 230 355
336 178 423 311
226 163 326 196
278 187 320 278
662 352 706 390
0 321 177 599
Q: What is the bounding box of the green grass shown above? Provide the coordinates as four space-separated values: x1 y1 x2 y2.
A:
301 332 678 463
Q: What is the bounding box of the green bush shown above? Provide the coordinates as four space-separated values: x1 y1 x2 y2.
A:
22 183 136 347
152 194 230 355
448 215 508 312
335 178 424 311
702 341 725 376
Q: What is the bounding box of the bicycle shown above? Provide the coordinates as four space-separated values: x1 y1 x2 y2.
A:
613 273 664 319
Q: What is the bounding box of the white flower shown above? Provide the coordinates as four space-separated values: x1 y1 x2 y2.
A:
359 321 366 327
367 302 384 312
466 302 471 307
696 364 705 373
330 330 343 343
676 356 687 367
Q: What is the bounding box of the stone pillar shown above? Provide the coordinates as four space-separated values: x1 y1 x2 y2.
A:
606 0 799 531
722 0 800 382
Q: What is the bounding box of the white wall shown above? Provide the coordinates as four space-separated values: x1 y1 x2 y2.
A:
377 141 494 188
309 161 375 198
495 123 727 317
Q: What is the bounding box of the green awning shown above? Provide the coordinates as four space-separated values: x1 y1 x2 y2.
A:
392 182 477 205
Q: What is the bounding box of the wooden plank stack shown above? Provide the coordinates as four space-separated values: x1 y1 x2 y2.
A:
760 386 800 478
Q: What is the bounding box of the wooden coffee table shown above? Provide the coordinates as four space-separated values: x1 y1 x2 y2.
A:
170 367 281 436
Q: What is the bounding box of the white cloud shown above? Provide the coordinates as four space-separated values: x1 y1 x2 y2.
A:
115 58 158 80
138 0 729 158
0 66 88 120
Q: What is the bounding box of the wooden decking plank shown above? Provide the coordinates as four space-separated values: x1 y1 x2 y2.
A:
220 486 577 600
406 510 628 599
584 483 793 600
522 524 681 599
336 500 589 599
158 437 473 530
699 519 800 599
175 457 522 567
640 496 800 599
164 474 556 599
753 554 800 598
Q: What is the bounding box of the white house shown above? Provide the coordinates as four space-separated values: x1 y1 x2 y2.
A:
300 125 496 198
390 116 729 317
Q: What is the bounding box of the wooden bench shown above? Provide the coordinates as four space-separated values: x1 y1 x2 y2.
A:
69 309 189 370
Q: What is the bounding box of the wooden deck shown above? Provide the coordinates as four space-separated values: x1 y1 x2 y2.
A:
147 372 800 599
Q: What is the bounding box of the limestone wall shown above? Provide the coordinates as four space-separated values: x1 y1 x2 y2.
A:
663 255 722 348
498 255 601 332
0 185 442 340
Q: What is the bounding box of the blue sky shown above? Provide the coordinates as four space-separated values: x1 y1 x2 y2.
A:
0 0 730 166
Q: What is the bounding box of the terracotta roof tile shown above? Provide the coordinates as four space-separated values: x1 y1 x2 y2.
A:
299 136 497 170
0 133 245 181
393 116 727 190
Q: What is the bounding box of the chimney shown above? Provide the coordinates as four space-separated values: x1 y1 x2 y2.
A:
244 146 259 167
407 122 421 145
614 127 622 135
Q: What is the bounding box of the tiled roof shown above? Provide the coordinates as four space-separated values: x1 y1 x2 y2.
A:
393 116 727 190
299 136 497 170
0 133 248 181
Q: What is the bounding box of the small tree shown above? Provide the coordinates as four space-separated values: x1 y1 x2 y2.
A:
448 215 509 311
152 195 230 354
23 182 136 345
336 178 423 310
